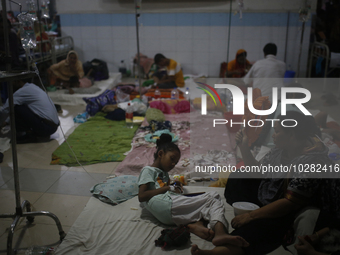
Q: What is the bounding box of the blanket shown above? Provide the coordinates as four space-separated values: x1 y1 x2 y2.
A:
114 111 237 178
51 113 138 166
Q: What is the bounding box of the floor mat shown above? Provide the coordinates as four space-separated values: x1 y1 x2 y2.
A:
51 113 138 166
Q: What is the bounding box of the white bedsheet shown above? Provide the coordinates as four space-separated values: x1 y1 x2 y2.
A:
48 73 121 106
56 186 290 255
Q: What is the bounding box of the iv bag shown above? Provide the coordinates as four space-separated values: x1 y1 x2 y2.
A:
41 0 50 19
26 0 37 21
17 13 37 49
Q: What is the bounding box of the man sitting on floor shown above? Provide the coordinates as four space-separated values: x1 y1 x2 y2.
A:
152 53 184 89
0 79 59 144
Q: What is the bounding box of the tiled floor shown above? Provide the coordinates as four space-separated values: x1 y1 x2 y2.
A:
0 104 120 254
0 77 339 254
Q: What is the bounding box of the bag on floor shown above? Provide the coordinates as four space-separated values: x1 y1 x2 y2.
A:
155 225 190 250
83 59 109 81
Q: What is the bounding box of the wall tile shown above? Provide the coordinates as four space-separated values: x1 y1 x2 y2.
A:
80 14 96 26
97 39 114 51
112 14 128 26
160 39 177 52
176 51 193 66
81 26 95 39
193 52 210 65
72 14 82 27
210 27 228 40
142 13 160 26
112 38 129 51
96 14 112 26
176 26 193 39
82 39 98 52
160 27 177 39
210 39 227 53
193 39 210 53
177 13 194 26
112 26 128 39
192 26 211 39
71 26 82 39
96 27 113 39
159 13 177 26
193 13 210 26
143 38 161 53
176 38 193 52
128 26 137 39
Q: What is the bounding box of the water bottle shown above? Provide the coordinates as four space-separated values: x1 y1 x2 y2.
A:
119 60 127 77
185 87 190 101
25 246 55 255
154 86 161 99
17 13 37 49
135 79 140 93
171 87 179 100
125 103 134 128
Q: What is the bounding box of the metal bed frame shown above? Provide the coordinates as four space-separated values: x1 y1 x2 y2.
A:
308 42 340 97
0 2 66 254
22 36 74 70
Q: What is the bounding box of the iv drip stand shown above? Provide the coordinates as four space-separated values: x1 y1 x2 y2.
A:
0 1 65 254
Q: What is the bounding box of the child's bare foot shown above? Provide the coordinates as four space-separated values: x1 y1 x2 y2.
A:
188 221 214 241
212 234 249 247
191 244 239 255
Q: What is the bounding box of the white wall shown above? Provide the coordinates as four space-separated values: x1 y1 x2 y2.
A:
55 0 317 14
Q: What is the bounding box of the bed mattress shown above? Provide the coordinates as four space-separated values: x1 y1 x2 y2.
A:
55 186 290 255
48 73 121 105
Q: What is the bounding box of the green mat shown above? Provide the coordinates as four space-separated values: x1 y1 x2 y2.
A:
51 113 139 166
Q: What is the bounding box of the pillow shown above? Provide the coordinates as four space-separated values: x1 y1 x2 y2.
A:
173 100 190 113
145 108 165 123
149 100 172 114
83 90 116 116
90 175 138 205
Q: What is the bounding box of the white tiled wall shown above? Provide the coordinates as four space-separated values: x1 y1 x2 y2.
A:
61 24 311 77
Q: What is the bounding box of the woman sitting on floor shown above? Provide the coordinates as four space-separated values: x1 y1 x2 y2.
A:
226 49 252 78
193 111 339 255
48 50 84 89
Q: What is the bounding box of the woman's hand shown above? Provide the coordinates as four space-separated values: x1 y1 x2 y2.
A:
235 129 248 148
231 212 253 229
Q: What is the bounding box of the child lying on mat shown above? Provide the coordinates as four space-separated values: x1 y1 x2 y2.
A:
138 134 249 251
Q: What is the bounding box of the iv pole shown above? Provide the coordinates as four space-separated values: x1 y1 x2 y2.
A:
0 1 65 254
135 0 142 98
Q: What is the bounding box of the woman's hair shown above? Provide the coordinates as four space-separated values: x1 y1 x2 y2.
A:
154 53 166 65
278 111 321 140
154 133 180 160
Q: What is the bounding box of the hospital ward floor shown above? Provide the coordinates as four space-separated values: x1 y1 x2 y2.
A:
0 78 339 254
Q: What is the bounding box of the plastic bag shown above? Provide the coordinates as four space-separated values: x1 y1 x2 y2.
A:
116 88 130 103
132 102 147 115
